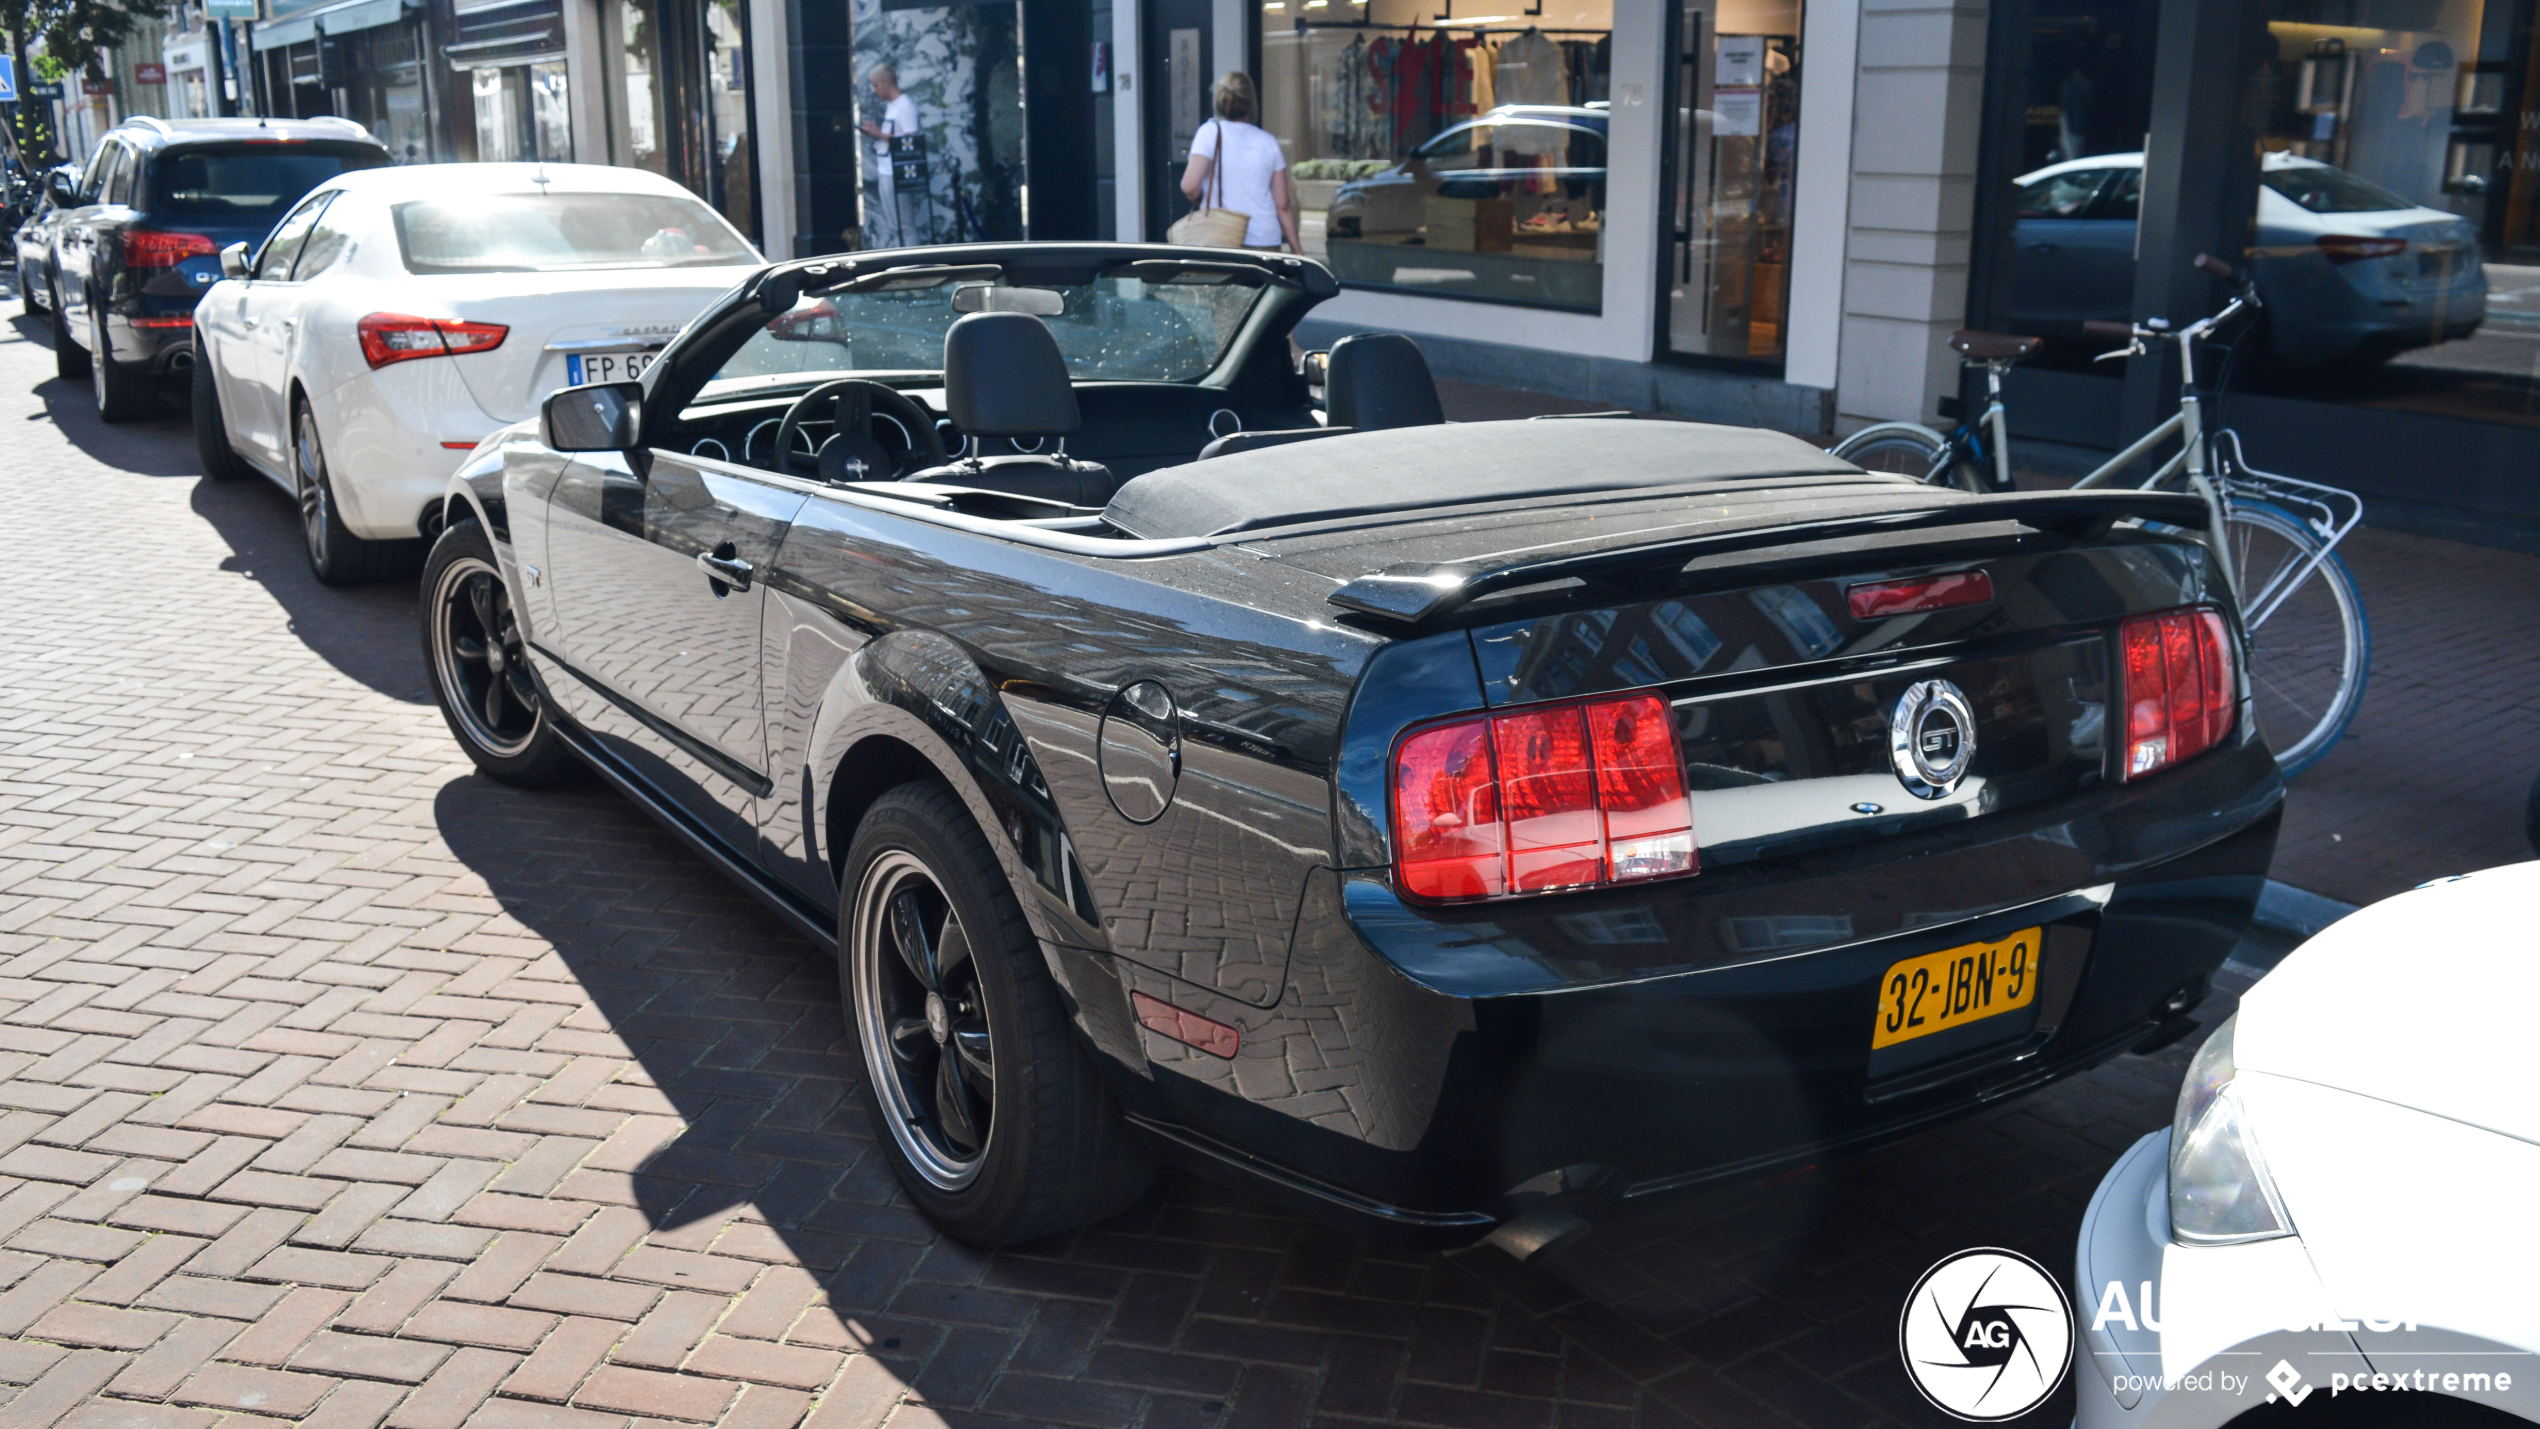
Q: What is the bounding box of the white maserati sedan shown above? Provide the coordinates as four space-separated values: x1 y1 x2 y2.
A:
2075 863 2539 1428
191 162 762 584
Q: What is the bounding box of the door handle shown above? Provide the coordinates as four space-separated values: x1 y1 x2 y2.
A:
281 318 295 331
697 548 754 592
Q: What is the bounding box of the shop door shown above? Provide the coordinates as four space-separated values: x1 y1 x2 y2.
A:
1143 0 1212 240
1662 0 1805 364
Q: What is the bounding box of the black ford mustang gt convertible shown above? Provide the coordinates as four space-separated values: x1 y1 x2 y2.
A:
423 242 2282 1250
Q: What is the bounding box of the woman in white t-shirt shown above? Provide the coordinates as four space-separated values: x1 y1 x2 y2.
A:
1179 73 1300 252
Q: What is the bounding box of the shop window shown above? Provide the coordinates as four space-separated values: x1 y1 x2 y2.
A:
472 63 571 163
850 0 1027 244
1662 1 1807 362
1263 0 1613 313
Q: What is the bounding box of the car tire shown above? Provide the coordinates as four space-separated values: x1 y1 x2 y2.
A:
420 519 580 788
190 338 251 482
50 286 88 381
91 309 154 423
19 262 41 316
292 401 391 586
841 782 1155 1246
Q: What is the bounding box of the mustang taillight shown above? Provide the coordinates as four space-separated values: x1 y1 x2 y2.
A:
2118 608 2236 780
1392 691 1695 901
122 229 217 267
357 312 509 369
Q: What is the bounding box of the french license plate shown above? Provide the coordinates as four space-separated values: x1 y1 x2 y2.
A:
1871 927 2041 1050
567 349 654 385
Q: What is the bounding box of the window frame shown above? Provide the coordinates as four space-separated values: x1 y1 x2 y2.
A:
254 191 336 282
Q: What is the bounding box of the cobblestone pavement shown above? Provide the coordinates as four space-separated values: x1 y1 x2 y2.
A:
0 319 2500 1429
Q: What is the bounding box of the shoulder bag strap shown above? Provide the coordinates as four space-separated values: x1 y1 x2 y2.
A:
1208 124 1226 212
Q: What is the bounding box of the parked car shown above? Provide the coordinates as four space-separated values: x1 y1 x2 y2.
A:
1324 104 1608 307
14 162 84 316
193 161 762 585
2007 151 2485 363
2075 863 2540 1427
420 240 2285 1251
41 115 390 421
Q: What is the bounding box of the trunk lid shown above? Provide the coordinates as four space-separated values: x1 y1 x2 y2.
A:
432 267 757 423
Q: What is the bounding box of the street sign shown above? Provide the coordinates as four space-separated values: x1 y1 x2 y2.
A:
81 76 112 96
0 57 15 103
136 63 166 84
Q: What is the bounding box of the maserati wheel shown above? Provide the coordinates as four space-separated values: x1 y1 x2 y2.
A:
842 783 1153 1245
420 520 577 786
294 403 387 585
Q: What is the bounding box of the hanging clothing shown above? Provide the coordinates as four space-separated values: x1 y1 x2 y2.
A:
1367 36 1400 157
1493 29 1568 108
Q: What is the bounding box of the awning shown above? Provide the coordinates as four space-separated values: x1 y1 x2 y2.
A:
442 0 564 69
251 0 410 51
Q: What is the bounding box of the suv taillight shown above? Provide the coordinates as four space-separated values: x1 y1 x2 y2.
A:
1392 691 1695 901
357 312 509 369
123 229 217 267
2119 608 2236 780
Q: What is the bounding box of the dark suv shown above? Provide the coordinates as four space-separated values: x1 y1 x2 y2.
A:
43 116 390 421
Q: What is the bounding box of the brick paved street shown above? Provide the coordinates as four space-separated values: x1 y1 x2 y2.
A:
0 320 2521 1429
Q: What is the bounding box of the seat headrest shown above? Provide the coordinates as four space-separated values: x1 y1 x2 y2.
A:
1325 332 1444 432
943 312 1080 438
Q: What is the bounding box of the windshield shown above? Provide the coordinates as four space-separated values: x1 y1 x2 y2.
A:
151 143 387 224
392 193 759 273
2265 163 2412 215
708 277 1267 389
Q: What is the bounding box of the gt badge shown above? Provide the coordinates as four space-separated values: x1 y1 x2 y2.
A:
1889 678 1976 800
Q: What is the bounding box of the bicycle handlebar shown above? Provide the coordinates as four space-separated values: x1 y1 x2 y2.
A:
2194 253 2236 282
2081 320 2137 341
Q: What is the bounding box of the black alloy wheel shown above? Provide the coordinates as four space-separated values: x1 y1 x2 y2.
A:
294 404 388 585
419 519 578 787
841 784 1154 1245
51 284 87 381
855 848 996 1188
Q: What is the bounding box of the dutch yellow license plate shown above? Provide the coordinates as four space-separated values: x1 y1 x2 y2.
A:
1871 927 2042 1050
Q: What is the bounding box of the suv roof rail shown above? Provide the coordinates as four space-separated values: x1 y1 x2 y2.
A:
123 115 174 137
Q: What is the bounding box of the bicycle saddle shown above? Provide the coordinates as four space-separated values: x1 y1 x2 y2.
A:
1950 329 2044 361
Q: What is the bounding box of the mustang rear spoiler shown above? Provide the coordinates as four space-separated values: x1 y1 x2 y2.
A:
1325 488 2214 626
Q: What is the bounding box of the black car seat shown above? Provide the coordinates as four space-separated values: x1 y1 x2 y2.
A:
1326 332 1444 431
902 312 1116 505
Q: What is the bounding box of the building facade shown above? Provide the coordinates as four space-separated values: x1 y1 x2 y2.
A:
44 0 2540 539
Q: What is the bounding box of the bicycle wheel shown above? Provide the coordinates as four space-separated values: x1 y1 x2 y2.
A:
1832 426 1970 488
2224 501 2369 778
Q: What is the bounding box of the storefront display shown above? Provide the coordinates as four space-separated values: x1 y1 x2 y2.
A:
447 0 573 164
849 0 1027 245
1264 0 1613 312
611 0 758 242
1663 0 1805 359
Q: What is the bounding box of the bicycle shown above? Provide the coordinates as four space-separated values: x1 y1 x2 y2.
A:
1830 255 2368 778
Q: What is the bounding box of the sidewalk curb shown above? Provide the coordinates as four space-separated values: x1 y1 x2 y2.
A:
2253 880 2358 940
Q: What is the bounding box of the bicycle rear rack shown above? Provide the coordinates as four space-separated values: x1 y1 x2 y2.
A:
2211 430 2365 631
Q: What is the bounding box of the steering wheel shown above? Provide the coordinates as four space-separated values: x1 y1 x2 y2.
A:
771 379 947 483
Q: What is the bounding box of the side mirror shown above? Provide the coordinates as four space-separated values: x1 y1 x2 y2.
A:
46 171 76 207
542 381 643 453
219 242 250 281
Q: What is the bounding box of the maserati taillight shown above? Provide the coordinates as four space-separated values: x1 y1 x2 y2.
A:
2316 234 2407 265
2119 608 2236 780
1392 691 1694 901
357 312 509 369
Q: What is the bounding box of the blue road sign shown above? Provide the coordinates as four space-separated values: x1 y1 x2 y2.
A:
0 57 18 103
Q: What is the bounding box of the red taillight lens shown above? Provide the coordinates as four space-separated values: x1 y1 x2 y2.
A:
2316 234 2407 265
122 229 218 267
2118 608 2236 780
1391 690 1695 902
357 312 510 369
1845 570 1994 621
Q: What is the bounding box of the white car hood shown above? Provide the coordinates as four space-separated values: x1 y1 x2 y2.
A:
2234 862 2540 1146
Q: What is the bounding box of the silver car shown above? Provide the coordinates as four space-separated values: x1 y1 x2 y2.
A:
2007 151 2484 364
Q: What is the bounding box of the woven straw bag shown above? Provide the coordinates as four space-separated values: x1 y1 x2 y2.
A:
1167 124 1253 248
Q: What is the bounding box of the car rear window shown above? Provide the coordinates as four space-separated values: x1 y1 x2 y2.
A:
2265 164 2411 215
151 143 388 224
391 194 759 273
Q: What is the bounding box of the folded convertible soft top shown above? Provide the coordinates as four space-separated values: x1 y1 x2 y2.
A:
1103 420 1868 539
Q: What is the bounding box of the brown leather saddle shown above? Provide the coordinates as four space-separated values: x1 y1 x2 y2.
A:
1949 329 2044 361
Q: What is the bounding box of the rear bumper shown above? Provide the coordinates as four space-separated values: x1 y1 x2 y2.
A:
1108 747 2281 1246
